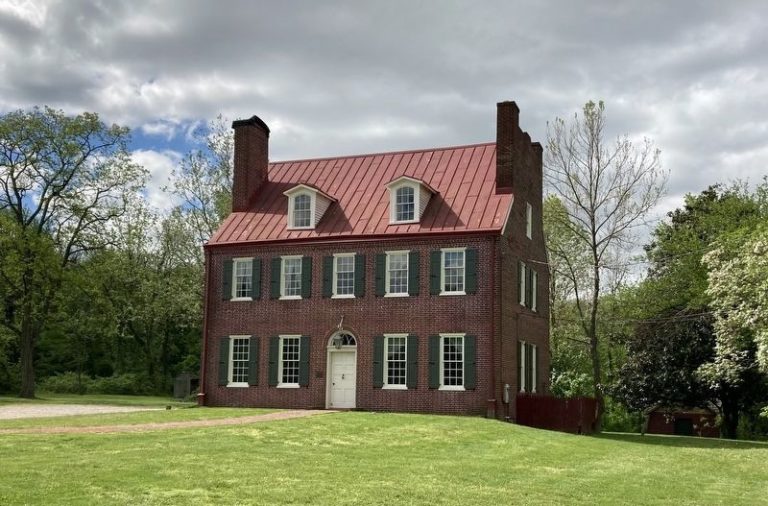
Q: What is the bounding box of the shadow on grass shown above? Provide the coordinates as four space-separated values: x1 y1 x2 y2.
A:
595 431 768 449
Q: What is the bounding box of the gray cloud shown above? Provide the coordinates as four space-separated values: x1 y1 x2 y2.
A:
1 0 767 212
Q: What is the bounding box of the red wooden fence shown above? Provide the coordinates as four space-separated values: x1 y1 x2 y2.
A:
516 394 597 434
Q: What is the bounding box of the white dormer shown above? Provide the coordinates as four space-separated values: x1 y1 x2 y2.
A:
283 184 335 229
386 176 436 225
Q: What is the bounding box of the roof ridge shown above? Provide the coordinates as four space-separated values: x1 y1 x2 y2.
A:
270 141 496 166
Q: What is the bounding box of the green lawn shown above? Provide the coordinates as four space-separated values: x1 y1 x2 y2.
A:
0 412 766 505
0 393 196 408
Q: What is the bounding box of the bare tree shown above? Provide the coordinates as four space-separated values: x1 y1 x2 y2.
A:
544 101 667 430
0 107 145 397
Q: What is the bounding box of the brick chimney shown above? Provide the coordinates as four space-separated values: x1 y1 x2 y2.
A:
496 101 519 191
231 115 270 212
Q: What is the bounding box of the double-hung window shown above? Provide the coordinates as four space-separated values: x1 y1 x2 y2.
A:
440 333 464 390
291 193 312 228
386 251 409 296
281 256 303 299
333 253 355 298
518 261 538 311
279 335 301 387
383 334 407 389
229 336 250 386
394 186 415 222
526 202 533 239
232 258 253 300
519 341 538 393
441 248 466 295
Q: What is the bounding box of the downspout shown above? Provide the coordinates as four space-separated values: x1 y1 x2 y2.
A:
197 246 212 406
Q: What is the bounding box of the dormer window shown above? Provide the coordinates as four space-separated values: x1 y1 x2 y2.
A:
292 193 312 228
386 176 437 225
395 186 415 222
284 184 336 230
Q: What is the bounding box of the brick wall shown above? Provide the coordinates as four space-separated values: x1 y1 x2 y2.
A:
202 235 497 415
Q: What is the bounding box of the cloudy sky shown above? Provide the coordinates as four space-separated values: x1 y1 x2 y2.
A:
1 0 766 215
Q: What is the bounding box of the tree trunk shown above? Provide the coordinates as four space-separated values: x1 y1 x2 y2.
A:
19 318 37 398
590 256 604 432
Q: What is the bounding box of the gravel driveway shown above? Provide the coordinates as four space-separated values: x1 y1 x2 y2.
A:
0 404 158 420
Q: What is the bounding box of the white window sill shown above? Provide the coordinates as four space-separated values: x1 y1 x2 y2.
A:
230 297 253 302
279 295 302 300
383 384 408 390
277 384 300 389
384 292 409 298
389 219 419 225
439 291 466 296
439 386 466 391
287 226 314 230
331 294 355 299
227 383 249 388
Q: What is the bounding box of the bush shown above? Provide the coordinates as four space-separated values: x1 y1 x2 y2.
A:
90 373 154 395
603 397 643 433
39 372 94 394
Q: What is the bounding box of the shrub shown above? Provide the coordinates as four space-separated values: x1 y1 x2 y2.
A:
39 372 94 394
90 373 155 395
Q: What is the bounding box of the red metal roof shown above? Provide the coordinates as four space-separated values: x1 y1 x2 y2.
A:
208 142 513 246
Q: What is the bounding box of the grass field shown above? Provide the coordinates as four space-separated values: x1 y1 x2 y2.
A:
0 408 766 505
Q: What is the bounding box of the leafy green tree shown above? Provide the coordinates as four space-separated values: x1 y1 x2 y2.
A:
0 107 145 397
545 101 667 430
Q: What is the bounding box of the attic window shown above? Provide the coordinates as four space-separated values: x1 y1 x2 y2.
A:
387 176 435 225
284 184 336 230
395 186 415 222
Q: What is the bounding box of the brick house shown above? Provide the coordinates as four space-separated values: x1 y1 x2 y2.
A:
198 101 549 420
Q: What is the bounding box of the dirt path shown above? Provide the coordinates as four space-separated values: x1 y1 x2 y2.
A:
0 409 334 435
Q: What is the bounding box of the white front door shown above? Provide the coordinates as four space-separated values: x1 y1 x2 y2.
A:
329 351 356 409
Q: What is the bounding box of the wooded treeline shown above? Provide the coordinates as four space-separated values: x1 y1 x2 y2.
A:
1 105 766 438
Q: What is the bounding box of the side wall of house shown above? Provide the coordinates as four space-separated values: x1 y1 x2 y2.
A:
497 145 550 422
202 235 496 415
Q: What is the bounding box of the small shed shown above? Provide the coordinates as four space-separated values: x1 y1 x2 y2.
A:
644 405 719 438
173 372 199 399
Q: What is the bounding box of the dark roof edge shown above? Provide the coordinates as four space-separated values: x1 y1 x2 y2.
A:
232 115 270 136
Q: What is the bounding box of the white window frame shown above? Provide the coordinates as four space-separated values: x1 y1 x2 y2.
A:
440 247 466 296
280 255 303 300
228 335 250 387
277 334 301 388
439 333 465 391
531 343 538 393
385 250 410 297
531 270 538 312
389 181 420 224
287 191 316 229
519 261 526 306
231 257 254 301
383 334 408 390
332 253 356 299
526 202 533 239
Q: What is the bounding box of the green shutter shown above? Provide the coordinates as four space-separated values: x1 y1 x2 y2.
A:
301 257 312 298
518 341 524 392
322 256 334 298
251 258 262 299
299 336 310 386
373 335 384 388
248 336 259 386
270 258 281 299
525 343 533 394
218 337 230 386
429 251 441 295
408 251 420 296
354 254 366 297
375 253 386 296
222 259 233 300
268 336 279 386
428 335 440 389
532 345 538 393
464 335 476 390
407 334 418 389
465 248 478 294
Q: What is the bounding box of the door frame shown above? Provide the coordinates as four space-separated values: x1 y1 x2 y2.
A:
325 331 358 409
